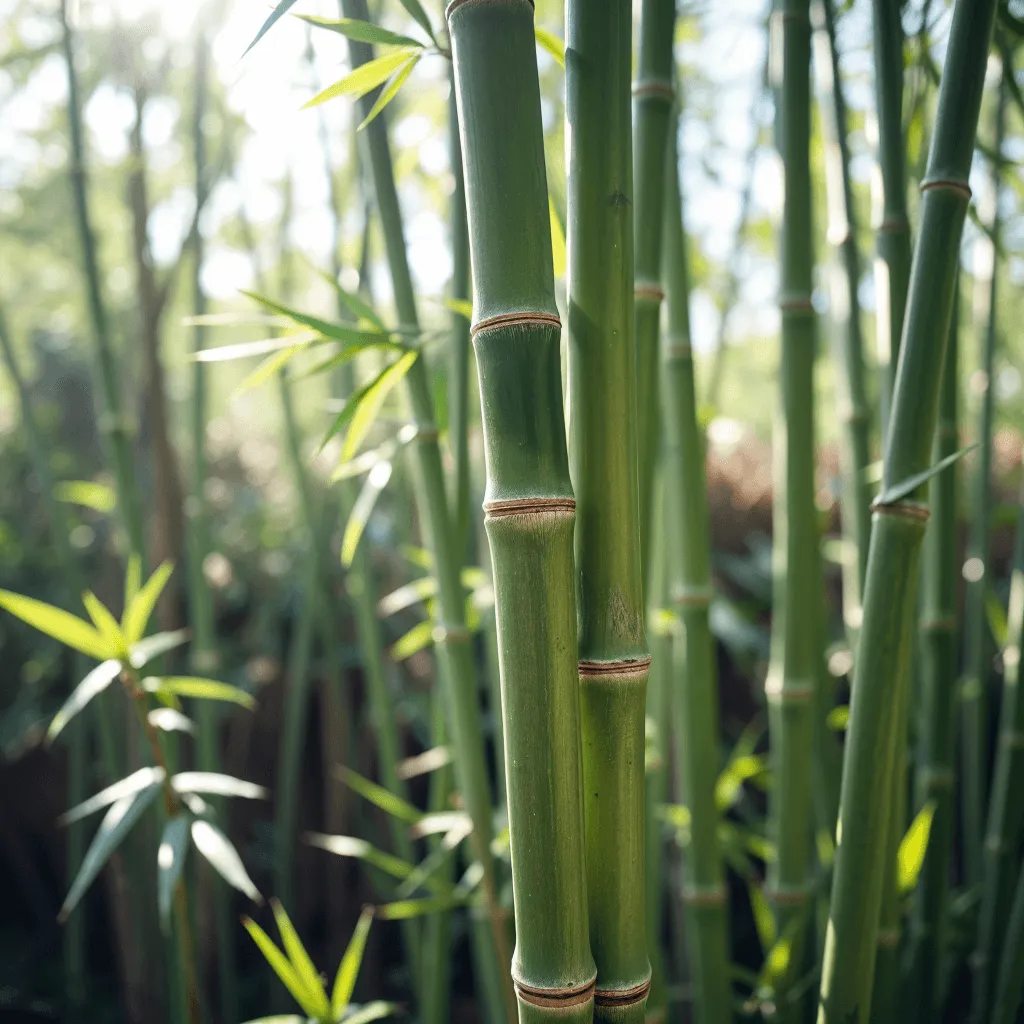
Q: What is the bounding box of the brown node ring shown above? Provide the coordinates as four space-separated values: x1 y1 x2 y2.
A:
920 177 972 201
446 0 533 21
484 497 576 519
870 500 930 522
472 311 561 337
631 79 674 102
514 974 597 1010
595 977 653 1008
578 657 652 679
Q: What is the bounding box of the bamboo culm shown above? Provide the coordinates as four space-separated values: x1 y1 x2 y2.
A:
817 3 998 1020
449 1 596 1020
661 114 734 1024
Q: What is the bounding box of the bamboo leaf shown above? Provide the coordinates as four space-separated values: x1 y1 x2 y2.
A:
241 293 390 346
444 298 473 321
357 54 420 131
124 554 142 613
54 479 116 513
191 820 262 903
395 745 452 781
195 332 320 363
337 766 422 824
130 629 191 668
987 588 1009 649
715 753 767 811
342 1003 397 1024
390 619 433 660
331 426 417 481
535 27 565 67
303 49 420 109
875 443 979 506
0 589 112 661
897 801 937 893
269 900 330 1018
395 841 459 899
59 785 162 921
377 575 438 617
343 351 418 461
331 907 374 1017
312 267 385 331
122 562 174 647
243 917 316 1015
297 14 425 48
373 895 468 920
60 767 166 825
305 833 421 885
749 883 776 954
409 812 471 840
243 0 299 55
341 462 393 567
148 708 195 734
144 676 256 709
549 196 566 279
393 0 434 43
235 346 307 394
157 815 190 932
81 591 127 658
171 772 267 800
47 659 122 743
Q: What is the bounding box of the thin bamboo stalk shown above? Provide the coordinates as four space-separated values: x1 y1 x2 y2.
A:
449 1 594 1020
766 4 817 1019
633 0 677 575
661 115 734 1024
991 859 1024 1024
905 287 959 1021
340 5 513 1017
565 1 650 1019
961 64 1007 892
817 3 997 1019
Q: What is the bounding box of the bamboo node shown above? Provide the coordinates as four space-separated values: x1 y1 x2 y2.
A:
876 926 901 949
631 78 674 102
513 972 597 1010
984 835 1009 856
411 423 440 443
870 499 930 522
778 294 815 315
920 177 972 201
431 623 472 645
878 215 910 233
673 585 713 608
663 332 692 358
471 311 560 337
578 657 651 679
1000 730 1024 750
920 616 956 633
919 765 955 790
446 0 534 21
595 976 653 1008
765 883 810 907
484 497 576 519
634 281 665 304
682 883 727 908
764 677 814 704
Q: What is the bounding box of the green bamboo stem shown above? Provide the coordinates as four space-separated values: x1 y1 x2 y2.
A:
810 0 871 643
766 4 817 1019
905 288 959 1021
816 3 997 1020
449 1 594 1020
632 0 677 577
661 115 734 1024
565 1 650 1018
961 66 1007 892
340 5 513 1017
871 0 912 442
991 860 1024 1024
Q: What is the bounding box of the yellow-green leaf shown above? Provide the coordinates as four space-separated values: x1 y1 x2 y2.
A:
343 351 418 461
0 589 111 661
331 908 374 1017
358 54 420 131
341 462 392 567
444 298 473 321
296 14 426 48
337 766 422 824
549 196 566 279
304 49 420 109
122 562 174 647
143 676 256 710
271 900 329 1018
54 479 116 513
897 801 937 894
243 917 315 1014
82 591 127 658
535 27 565 67
390 619 433 661
124 554 142 614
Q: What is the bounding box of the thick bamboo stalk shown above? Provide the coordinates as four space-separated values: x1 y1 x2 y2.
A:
565 1 650 1019
810 0 871 642
961 66 1007 891
340 5 513 1017
633 0 677 575
871 0 912 441
449 2 594 1020
661 116 734 1024
766 4 817 1020
905 289 959 1020
817 3 997 1020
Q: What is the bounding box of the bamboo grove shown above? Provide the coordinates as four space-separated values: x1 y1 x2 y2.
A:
4 1 1024 1023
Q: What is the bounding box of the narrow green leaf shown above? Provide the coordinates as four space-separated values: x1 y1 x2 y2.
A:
171 772 267 800
271 900 330 1018
195 332 320 363
393 0 434 43
54 479 116 513
549 196 566 279
122 562 174 647
750 883 776 954
377 575 437 617
390 619 433 661
715 753 767 811
129 629 191 668
82 591 127 657
240 292 389 345
342 1002 398 1024
343 350 418 461
243 0 299 55
124 554 142 615
374 895 468 920
341 462 393 567
144 676 256 709
307 262 385 331
60 767 166 825
59 785 162 921
0 589 111 661
296 14 425 48
303 49 419 109
358 54 420 131
898 801 937 893
331 908 374 1017
191 820 262 903
149 708 195 734
305 833 420 885
394 841 459 899
337 766 422 824
157 815 190 932
444 298 473 321
987 589 1009 649
47 659 122 743
236 346 307 395
875 443 979 506
243 918 316 1015
535 27 565 67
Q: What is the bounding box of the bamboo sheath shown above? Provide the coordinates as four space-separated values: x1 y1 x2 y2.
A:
448 2 595 1020
767 4 818 1020
661 117 734 1024
565 1 650 1019
817 3 997 1021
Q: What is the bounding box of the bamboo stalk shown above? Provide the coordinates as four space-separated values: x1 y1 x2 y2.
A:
633 0 677 575
766 4 817 1019
817 3 997 1019
661 113 734 1024
448 1 594 1020
961 63 1007 893
991 860 1024 1024
340 5 513 1016
905 286 959 1021
565 1 650 1019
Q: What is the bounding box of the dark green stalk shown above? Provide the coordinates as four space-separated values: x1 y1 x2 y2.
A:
871 0 912 441
340 4 513 1016
905 288 959 1021
811 0 871 641
449 1 594 1020
961 66 1007 891
632 0 677 575
991 861 1024 1024
565 1 650 1019
817 3 997 1019
766 4 817 1020
661 116 733 1024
